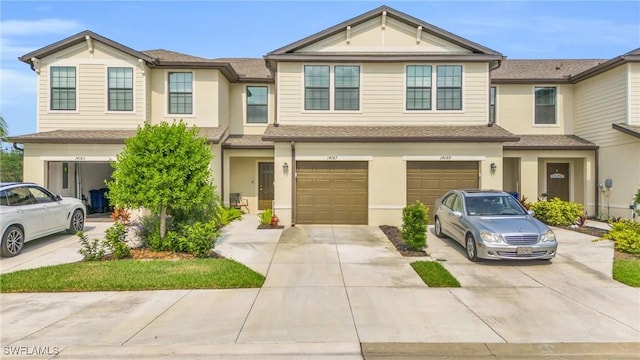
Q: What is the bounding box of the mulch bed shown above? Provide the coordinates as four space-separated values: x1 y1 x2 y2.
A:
379 225 428 257
257 225 285 229
104 248 223 260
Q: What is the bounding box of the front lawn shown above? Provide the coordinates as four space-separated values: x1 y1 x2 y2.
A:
411 261 461 287
0 258 264 292
613 258 640 287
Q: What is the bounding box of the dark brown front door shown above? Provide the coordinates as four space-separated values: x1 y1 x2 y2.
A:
258 162 274 210
547 163 569 201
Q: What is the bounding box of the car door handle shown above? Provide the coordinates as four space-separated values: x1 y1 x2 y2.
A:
16 209 23 213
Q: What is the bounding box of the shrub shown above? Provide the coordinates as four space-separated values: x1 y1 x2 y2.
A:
77 231 105 261
103 222 131 259
402 201 429 251
519 195 532 210
530 198 584 226
214 205 243 227
179 221 220 257
601 220 640 256
259 209 273 226
110 207 131 224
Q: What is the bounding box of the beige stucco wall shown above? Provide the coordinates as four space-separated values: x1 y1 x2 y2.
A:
228 83 274 135
273 142 503 227
495 84 574 135
277 62 490 125
597 141 640 219
38 41 147 131
221 149 275 214
149 68 222 127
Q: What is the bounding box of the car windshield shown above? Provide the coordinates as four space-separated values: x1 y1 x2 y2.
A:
465 195 526 216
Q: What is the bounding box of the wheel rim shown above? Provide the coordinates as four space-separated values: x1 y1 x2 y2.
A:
72 211 84 231
466 236 475 259
435 218 441 235
6 229 24 255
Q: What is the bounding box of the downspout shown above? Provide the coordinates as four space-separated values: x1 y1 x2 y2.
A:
221 146 225 207
594 148 599 219
291 141 296 226
488 58 503 127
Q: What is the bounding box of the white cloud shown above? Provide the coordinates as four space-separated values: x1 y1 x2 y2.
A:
1 18 83 36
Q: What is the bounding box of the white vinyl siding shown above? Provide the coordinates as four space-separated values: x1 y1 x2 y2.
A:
278 62 489 125
629 63 640 125
574 65 628 146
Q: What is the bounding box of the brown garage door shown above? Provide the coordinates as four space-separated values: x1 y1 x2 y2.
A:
407 161 479 218
296 161 368 224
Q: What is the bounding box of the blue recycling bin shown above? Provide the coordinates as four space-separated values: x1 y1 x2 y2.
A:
508 192 519 200
89 190 104 213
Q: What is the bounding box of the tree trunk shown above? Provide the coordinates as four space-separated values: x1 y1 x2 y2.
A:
160 206 167 239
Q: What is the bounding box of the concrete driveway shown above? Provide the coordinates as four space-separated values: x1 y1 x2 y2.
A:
1 216 639 359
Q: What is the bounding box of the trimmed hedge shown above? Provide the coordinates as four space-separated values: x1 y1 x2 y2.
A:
530 198 583 226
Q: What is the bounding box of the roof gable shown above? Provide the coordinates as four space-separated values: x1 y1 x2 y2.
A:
267 5 501 58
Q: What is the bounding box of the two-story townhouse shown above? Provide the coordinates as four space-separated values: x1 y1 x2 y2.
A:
11 6 639 226
14 31 275 214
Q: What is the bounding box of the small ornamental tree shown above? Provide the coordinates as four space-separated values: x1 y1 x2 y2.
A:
402 201 429 251
107 120 214 239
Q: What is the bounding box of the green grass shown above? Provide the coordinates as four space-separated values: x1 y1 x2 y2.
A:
410 261 461 288
613 258 640 287
0 259 264 292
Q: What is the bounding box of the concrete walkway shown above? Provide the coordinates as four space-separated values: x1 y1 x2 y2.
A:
1 215 639 359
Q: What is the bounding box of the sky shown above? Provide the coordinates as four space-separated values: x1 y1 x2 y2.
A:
1 0 639 138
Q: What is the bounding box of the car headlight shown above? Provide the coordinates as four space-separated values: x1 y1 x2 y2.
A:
541 230 556 242
480 230 503 243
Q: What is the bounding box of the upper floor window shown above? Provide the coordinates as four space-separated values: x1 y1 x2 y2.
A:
334 65 360 110
247 86 268 124
534 87 556 124
168 72 193 114
108 67 133 111
50 66 76 111
490 86 496 123
436 65 462 110
304 65 329 110
406 65 432 110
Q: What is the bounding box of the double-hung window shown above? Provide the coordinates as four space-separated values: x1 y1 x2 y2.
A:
334 65 360 110
50 66 76 111
534 87 556 124
436 65 462 110
108 67 133 111
490 86 496 123
406 65 432 110
304 65 330 110
168 72 193 114
247 86 268 123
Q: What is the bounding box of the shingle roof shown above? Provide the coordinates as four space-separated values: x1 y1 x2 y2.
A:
503 135 597 150
222 134 274 149
491 59 605 83
142 49 213 63
10 126 228 144
262 124 518 142
213 58 272 80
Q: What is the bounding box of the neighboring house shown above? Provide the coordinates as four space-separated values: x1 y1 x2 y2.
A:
11 6 639 225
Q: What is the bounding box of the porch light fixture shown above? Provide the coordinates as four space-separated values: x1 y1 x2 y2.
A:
490 162 497 174
283 162 289 176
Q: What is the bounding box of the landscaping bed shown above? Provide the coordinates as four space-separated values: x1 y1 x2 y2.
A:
379 225 428 257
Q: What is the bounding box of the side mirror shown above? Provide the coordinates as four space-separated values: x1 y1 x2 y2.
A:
527 210 534 216
55 195 63 201
452 211 463 218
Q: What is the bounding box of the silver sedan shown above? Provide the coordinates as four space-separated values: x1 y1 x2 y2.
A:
434 190 557 261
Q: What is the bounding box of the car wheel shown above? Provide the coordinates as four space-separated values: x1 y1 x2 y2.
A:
67 209 85 234
1 226 24 257
465 233 479 262
434 217 445 238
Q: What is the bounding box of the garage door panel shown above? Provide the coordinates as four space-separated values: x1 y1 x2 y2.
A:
407 161 479 219
296 161 368 224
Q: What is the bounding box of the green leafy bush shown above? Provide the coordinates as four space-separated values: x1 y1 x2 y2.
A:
259 209 273 226
402 201 429 251
530 198 584 226
214 205 243 227
602 220 640 256
77 231 105 261
179 221 220 257
103 222 131 259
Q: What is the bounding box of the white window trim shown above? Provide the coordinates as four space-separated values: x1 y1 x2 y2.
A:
300 63 363 113
532 85 559 127
245 85 269 125
402 63 466 114
48 63 79 114
104 65 136 114
165 69 196 118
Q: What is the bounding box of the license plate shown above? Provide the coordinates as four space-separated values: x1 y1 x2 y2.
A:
517 247 533 255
